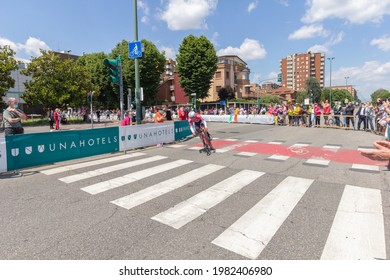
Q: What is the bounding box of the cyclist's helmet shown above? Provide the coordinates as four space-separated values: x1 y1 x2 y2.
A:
188 111 196 119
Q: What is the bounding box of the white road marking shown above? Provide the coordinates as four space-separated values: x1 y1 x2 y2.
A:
81 160 192 195
268 155 290 161
212 176 314 259
41 153 145 175
323 145 341 150
224 138 239 141
289 143 310 148
168 144 187 148
59 156 166 184
268 141 283 145
244 140 259 143
321 185 386 260
152 170 265 229
351 164 380 172
236 152 257 157
305 158 330 166
111 164 225 210
188 147 203 151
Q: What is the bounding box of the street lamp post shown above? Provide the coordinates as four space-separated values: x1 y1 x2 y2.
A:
328 57 335 106
191 93 196 111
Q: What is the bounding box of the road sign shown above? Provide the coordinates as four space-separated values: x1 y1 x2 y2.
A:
128 41 143 59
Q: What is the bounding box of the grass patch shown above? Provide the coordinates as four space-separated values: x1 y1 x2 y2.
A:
22 117 84 127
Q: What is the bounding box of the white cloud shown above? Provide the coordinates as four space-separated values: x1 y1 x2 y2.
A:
371 35 390 51
23 37 50 56
308 44 329 53
217 38 267 61
302 0 390 24
0 37 19 51
138 0 150 24
0 36 50 58
247 1 258 13
160 0 218 30
307 31 344 54
279 0 289 7
333 61 390 100
211 31 219 47
160 46 176 59
288 24 329 40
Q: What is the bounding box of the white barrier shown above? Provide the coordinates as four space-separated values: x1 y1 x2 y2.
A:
0 136 7 173
119 123 175 151
202 114 274 125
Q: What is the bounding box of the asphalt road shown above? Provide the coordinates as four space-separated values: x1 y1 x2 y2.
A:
0 122 389 260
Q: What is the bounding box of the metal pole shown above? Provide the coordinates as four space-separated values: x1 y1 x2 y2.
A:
127 88 132 110
91 91 94 128
119 56 124 120
328 57 334 106
133 0 141 124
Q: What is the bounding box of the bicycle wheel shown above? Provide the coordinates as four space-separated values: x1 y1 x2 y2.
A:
199 131 211 155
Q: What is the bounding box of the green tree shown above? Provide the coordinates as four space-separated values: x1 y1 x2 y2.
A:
77 52 117 108
296 90 309 104
306 77 321 103
22 50 93 109
377 90 390 101
111 39 165 105
0 45 17 106
371 88 388 104
176 35 218 100
260 94 281 104
321 88 354 105
218 86 235 101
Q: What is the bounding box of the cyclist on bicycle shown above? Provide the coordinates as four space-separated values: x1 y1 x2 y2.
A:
188 111 215 151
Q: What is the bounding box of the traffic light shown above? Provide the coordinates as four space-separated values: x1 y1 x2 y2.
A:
87 92 92 103
103 58 119 85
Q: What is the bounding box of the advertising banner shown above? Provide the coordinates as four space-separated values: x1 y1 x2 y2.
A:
119 123 175 151
0 136 7 173
174 120 192 141
6 127 119 171
202 114 274 125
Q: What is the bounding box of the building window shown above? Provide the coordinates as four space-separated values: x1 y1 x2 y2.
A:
226 71 229 79
216 86 221 93
216 72 221 79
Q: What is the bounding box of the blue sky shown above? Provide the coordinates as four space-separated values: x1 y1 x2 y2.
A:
1 0 390 101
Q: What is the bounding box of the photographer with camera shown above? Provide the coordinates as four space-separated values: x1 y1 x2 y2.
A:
2 97 27 136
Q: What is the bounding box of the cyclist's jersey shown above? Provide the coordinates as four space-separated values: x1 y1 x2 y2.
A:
189 113 208 134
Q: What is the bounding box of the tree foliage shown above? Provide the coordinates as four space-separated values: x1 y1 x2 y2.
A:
0 45 17 105
176 35 218 100
77 52 117 108
218 86 235 101
21 50 93 109
321 88 354 105
305 77 321 103
296 90 309 104
260 94 281 104
111 39 165 105
371 88 390 104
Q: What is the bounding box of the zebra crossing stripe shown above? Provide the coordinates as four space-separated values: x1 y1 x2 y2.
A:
268 141 283 145
188 147 203 151
244 140 259 143
81 160 192 195
212 176 314 259
59 156 167 184
350 164 380 173
224 139 239 141
289 143 310 148
304 158 330 166
151 170 265 229
168 144 187 148
267 155 290 161
321 185 386 260
323 145 341 150
41 153 145 175
111 164 225 210
236 152 257 157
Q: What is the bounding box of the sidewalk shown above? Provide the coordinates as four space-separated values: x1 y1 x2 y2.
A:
1 119 120 135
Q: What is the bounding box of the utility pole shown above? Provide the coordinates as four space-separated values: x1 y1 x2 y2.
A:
119 56 124 120
328 57 335 106
133 0 141 124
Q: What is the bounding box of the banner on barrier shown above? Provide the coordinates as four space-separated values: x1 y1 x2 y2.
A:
6 127 119 171
0 136 7 173
119 123 175 151
202 114 274 125
174 120 192 140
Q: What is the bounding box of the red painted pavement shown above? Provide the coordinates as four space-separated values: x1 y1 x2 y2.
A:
194 140 386 166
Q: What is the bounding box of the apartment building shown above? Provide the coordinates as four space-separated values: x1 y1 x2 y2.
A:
205 55 251 102
280 52 325 91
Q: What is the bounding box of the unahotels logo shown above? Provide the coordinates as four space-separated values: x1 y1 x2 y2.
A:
10 136 118 157
121 127 173 141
